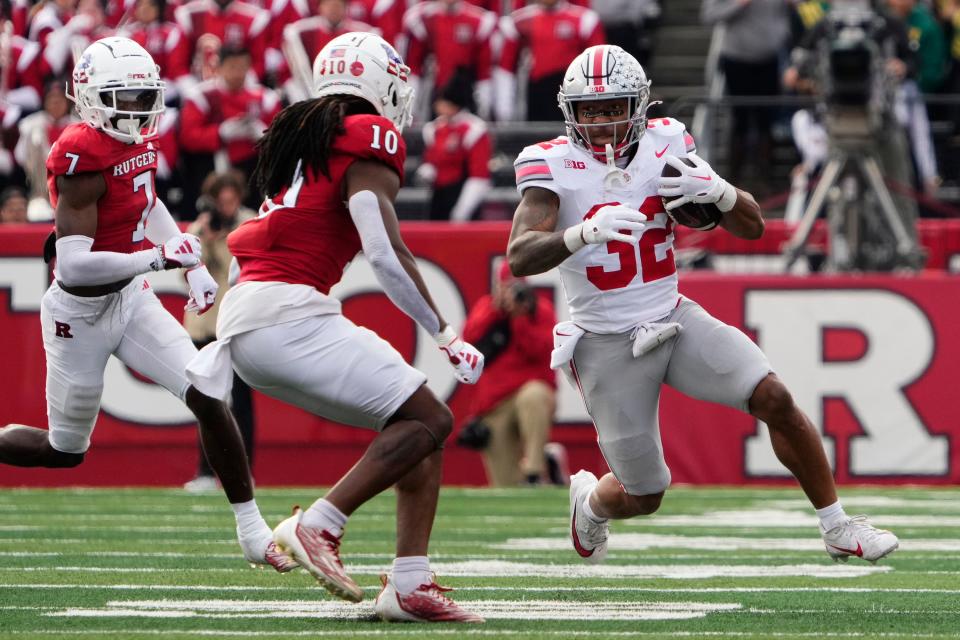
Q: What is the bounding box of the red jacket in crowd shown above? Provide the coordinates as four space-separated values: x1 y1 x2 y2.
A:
422 110 491 189
464 0 590 13
120 21 192 85
175 0 271 79
499 0 604 81
345 0 406 46
403 0 497 92
462 290 555 417
3 35 46 111
178 78 280 164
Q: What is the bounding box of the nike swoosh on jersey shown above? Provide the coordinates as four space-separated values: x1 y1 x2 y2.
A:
655 145 669 158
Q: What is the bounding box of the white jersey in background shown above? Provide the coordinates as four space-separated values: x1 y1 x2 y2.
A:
514 117 696 334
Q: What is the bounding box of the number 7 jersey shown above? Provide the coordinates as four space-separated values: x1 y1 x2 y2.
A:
514 118 696 334
47 123 160 253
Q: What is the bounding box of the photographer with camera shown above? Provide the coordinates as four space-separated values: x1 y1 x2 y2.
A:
458 261 561 487
183 171 257 492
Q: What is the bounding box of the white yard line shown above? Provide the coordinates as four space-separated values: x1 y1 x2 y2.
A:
495 533 960 552
629 509 960 528
5 630 960 638
45 599 743 621
10 584 953 593
0 561 894 578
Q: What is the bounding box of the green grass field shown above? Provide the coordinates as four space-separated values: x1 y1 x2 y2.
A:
0 485 958 639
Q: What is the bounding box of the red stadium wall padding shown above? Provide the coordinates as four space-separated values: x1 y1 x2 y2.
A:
1 223 959 486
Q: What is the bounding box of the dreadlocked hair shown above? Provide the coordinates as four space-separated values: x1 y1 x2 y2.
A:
253 95 378 198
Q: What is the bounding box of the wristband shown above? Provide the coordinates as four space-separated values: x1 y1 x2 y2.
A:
717 182 738 213
563 224 587 253
434 325 458 347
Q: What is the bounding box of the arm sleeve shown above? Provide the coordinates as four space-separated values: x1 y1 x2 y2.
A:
348 190 440 336
55 235 161 286
144 197 182 245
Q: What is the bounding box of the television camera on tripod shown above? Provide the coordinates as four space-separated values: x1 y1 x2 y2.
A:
783 0 924 271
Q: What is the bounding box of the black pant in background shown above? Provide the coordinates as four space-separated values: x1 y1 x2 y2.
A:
720 55 780 186
527 72 566 122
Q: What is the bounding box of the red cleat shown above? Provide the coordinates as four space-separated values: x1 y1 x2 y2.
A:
262 541 299 573
374 574 484 623
273 507 363 602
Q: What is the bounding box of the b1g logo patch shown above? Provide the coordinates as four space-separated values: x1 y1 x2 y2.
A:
564 160 586 170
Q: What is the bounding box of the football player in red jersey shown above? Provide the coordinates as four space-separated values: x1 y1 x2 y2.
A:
186 32 485 623
0 37 295 575
506 44 899 567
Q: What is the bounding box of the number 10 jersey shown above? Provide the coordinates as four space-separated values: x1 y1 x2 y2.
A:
514 117 696 334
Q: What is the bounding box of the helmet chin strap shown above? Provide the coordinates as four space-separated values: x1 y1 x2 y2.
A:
603 143 631 190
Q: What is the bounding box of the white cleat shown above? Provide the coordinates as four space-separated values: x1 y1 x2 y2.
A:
374 573 484 623
273 507 363 602
569 469 608 564
821 515 899 564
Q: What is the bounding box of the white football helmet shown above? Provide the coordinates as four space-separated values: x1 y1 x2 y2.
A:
558 45 652 160
313 32 414 133
69 37 165 145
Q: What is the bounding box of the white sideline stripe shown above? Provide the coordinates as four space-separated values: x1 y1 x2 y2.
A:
0 584 297 591
764 497 960 511
495 533 960 552
360 560 891 579
0 561 892 579
0 567 242 573
0 538 240 546
631 509 960 528
0 525 227 532
46 599 742 621
0 551 396 560
4 583 960 594
7 631 960 638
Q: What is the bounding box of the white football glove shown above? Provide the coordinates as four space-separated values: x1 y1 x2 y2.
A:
657 152 737 212
184 264 218 315
157 233 202 270
435 326 484 384
563 204 647 253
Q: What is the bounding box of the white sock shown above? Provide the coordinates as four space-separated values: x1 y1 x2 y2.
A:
232 500 271 561
301 498 348 537
232 499 269 538
816 501 848 531
392 556 431 595
582 490 608 524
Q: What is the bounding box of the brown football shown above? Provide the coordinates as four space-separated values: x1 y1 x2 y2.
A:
660 158 723 231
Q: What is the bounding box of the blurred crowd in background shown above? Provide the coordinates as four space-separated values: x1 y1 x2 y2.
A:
0 0 956 227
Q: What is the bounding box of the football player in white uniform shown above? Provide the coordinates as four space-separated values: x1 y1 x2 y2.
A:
506 45 899 565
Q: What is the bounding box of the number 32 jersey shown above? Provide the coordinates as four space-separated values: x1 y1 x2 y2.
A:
229 114 406 295
47 123 160 254
514 117 696 334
